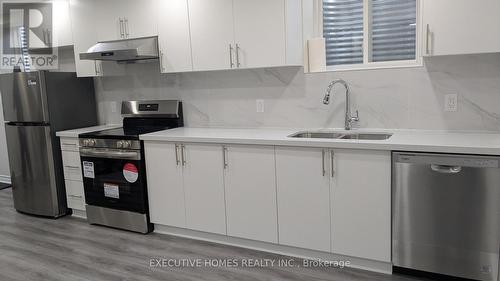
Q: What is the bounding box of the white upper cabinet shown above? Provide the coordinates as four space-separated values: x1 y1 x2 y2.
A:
188 0 302 71
224 145 278 243
423 0 500 56
330 150 391 262
157 0 193 73
52 0 73 47
69 0 101 77
96 0 157 41
275 147 331 252
232 0 286 68
188 0 235 71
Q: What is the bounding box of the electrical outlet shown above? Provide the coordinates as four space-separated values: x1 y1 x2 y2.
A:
256 99 265 113
110 101 117 113
444 94 458 112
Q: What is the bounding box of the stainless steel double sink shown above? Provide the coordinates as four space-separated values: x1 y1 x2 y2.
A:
289 131 393 140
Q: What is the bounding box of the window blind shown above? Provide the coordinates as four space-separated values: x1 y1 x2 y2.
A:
371 0 416 62
322 0 364 66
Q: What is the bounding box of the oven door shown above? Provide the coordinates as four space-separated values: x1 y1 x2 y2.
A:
80 148 148 213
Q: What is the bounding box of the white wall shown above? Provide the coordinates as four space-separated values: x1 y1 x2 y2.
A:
95 53 500 132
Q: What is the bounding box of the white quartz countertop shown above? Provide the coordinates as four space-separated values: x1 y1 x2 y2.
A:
56 124 121 138
140 127 500 155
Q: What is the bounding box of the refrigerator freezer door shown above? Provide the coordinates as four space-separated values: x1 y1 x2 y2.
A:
5 124 63 217
0 72 49 123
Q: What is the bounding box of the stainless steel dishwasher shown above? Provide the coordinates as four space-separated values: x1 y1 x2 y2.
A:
393 152 500 281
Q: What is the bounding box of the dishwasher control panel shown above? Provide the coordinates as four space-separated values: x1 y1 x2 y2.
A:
395 153 499 168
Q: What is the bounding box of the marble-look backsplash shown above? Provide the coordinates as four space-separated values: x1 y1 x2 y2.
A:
95 53 500 132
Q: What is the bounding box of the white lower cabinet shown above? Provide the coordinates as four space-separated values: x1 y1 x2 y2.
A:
224 145 278 243
275 147 331 252
145 142 226 234
144 141 391 263
330 150 391 262
182 144 226 235
65 180 85 210
60 137 86 213
145 142 186 228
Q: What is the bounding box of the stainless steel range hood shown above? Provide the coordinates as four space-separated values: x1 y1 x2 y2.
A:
79 36 159 62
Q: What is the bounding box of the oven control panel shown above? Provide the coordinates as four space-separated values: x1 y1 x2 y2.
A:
79 139 140 150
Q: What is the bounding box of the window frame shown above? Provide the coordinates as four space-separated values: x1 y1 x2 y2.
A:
322 0 423 72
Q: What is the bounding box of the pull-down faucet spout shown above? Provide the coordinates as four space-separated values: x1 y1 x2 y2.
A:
323 79 359 130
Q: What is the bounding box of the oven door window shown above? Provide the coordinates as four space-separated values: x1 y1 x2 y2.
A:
81 156 147 213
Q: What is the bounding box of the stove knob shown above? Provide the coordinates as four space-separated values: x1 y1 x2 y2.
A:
82 139 89 146
122 141 131 148
117 141 123 148
89 139 96 147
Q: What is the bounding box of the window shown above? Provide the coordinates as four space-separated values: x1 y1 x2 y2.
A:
322 0 419 69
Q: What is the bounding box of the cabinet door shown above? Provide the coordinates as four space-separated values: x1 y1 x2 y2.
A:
144 142 186 228
188 0 235 71
52 0 73 47
423 0 500 56
182 144 226 234
65 180 85 211
331 149 391 262
157 0 193 73
95 0 123 41
275 147 331 252
120 0 158 38
69 0 99 77
233 0 286 68
224 145 277 243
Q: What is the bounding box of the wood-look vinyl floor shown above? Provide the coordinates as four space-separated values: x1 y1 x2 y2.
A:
0 189 429 281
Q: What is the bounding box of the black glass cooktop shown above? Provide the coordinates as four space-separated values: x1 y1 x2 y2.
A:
80 126 171 140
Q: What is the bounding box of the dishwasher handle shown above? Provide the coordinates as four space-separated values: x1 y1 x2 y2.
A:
430 164 462 174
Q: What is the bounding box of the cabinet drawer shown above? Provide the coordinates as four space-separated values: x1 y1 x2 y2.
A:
60 137 79 152
65 180 86 211
62 151 82 181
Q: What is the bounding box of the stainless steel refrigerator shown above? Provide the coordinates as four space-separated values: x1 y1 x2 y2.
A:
0 71 97 218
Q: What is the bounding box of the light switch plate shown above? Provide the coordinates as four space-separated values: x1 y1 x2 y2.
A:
256 99 265 113
444 94 458 112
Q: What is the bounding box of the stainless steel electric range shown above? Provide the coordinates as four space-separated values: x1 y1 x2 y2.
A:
78 100 183 233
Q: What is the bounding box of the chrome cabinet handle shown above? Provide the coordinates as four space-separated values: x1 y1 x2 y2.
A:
321 150 326 176
119 18 124 38
223 146 228 169
175 144 180 166
68 195 83 199
330 150 335 178
124 18 129 38
94 61 98 75
181 144 187 166
65 165 80 169
235 43 241 67
229 44 234 68
430 164 462 174
425 24 431 55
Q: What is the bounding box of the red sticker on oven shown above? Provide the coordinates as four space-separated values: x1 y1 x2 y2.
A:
123 163 139 183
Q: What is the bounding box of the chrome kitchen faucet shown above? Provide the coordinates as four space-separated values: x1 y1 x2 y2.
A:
323 79 359 130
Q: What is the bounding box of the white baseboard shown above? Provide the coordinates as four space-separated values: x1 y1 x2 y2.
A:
0 175 11 184
154 224 392 275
